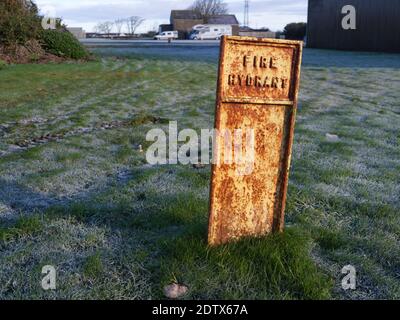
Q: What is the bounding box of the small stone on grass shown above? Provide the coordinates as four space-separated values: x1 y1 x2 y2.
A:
164 283 189 299
325 133 340 142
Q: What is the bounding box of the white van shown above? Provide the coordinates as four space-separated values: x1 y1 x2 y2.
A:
190 25 232 40
154 31 179 40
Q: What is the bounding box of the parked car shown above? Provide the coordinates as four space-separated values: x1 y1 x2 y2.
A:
190 25 232 40
154 31 179 40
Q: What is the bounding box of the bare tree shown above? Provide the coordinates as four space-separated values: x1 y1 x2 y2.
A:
189 0 228 19
126 16 145 35
93 23 101 33
114 18 125 35
94 22 106 34
95 21 114 34
103 21 114 34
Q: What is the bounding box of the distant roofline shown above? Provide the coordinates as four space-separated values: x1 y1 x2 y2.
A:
170 10 239 24
170 10 202 19
206 14 239 25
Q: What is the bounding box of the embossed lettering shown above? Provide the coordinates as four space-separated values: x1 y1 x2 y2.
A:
229 55 288 91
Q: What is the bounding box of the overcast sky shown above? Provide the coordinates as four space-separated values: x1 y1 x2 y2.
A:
35 0 308 32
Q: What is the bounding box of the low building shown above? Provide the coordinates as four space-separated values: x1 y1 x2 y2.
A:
170 10 203 39
67 27 86 39
239 27 276 39
169 10 240 39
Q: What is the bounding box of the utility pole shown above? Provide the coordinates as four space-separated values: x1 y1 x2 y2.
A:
244 0 250 27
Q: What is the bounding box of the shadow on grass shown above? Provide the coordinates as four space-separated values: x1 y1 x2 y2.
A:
117 190 333 299
157 223 333 300
0 177 333 299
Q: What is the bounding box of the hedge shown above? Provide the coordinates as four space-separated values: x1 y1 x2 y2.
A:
40 30 89 60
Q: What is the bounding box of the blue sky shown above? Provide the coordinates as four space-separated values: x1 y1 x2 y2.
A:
35 0 308 32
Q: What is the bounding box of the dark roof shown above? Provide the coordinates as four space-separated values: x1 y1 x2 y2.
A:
239 26 253 32
239 27 271 32
171 10 202 20
207 15 239 25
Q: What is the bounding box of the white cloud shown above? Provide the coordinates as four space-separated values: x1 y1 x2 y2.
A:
34 0 307 32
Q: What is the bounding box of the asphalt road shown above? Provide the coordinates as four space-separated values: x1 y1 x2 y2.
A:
81 39 222 62
81 39 400 68
81 39 221 47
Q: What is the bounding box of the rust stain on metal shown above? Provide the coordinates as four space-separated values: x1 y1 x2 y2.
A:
208 36 303 246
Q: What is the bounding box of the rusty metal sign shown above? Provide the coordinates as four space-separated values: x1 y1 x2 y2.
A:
208 36 303 246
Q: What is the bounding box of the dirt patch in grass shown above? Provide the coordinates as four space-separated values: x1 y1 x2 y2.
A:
1 113 169 157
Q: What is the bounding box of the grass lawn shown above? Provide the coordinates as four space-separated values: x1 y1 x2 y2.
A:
0 49 399 299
